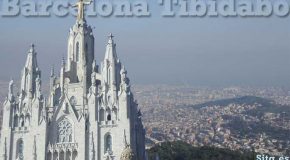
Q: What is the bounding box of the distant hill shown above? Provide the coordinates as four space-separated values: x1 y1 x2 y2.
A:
192 96 274 109
192 96 290 115
147 141 256 160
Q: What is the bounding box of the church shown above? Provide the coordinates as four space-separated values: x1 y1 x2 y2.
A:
0 0 146 160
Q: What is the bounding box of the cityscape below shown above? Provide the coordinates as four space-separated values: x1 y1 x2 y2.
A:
0 1 289 159
1 81 289 157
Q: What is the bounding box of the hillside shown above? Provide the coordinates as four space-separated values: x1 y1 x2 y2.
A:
147 141 256 160
192 96 290 117
192 96 274 109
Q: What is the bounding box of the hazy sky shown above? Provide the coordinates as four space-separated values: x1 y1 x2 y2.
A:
0 0 290 86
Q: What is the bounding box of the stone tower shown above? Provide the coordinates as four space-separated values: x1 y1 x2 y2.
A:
0 44 47 160
0 0 146 160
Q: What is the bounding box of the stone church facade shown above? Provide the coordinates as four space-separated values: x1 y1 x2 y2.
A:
0 1 146 160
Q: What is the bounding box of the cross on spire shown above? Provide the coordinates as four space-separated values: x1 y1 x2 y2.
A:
30 43 35 52
108 33 114 40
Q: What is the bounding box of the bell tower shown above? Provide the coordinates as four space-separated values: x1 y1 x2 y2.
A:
66 0 94 88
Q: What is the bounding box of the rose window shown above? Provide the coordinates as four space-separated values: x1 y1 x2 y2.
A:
57 119 73 143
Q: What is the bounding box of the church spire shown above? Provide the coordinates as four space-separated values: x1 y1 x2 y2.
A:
103 33 119 88
50 65 54 77
66 0 94 88
104 33 118 61
24 44 38 72
49 65 56 92
20 44 41 99
8 79 14 102
60 57 66 94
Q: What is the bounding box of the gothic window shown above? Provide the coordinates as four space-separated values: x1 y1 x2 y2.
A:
59 151 65 160
85 119 89 132
76 42 80 62
20 115 24 127
100 109 105 121
57 118 73 143
14 115 19 127
96 79 101 86
66 150 71 160
47 151 52 160
108 68 111 83
105 134 112 152
53 151 58 160
106 109 111 121
72 150 78 160
25 114 30 126
107 114 111 121
16 139 24 160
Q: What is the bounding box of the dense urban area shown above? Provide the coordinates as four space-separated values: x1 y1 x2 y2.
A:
0 81 290 156
133 84 290 156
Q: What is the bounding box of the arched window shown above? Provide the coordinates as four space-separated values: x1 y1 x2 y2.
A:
66 150 71 160
57 118 73 143
85 43 88 54
85 43 88 53
105 134 112 152
59 151 65 160
20 115 24 127
72 150 78 160
53 151 58 160
16 139 24 160
108 68 111 83
14 115 19 127
76 42 80 62
100 109 105 121
107 114 111 121
25 114 30 126
106 108 111 121
47 151 52 160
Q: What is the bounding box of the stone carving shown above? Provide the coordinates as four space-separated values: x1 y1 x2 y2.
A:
120 130 135 160
120 146 135 160
71 0 92 21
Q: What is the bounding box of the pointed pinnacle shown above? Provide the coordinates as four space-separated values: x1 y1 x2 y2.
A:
30 43 35 52
50 65 55 76
62 57 65 66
